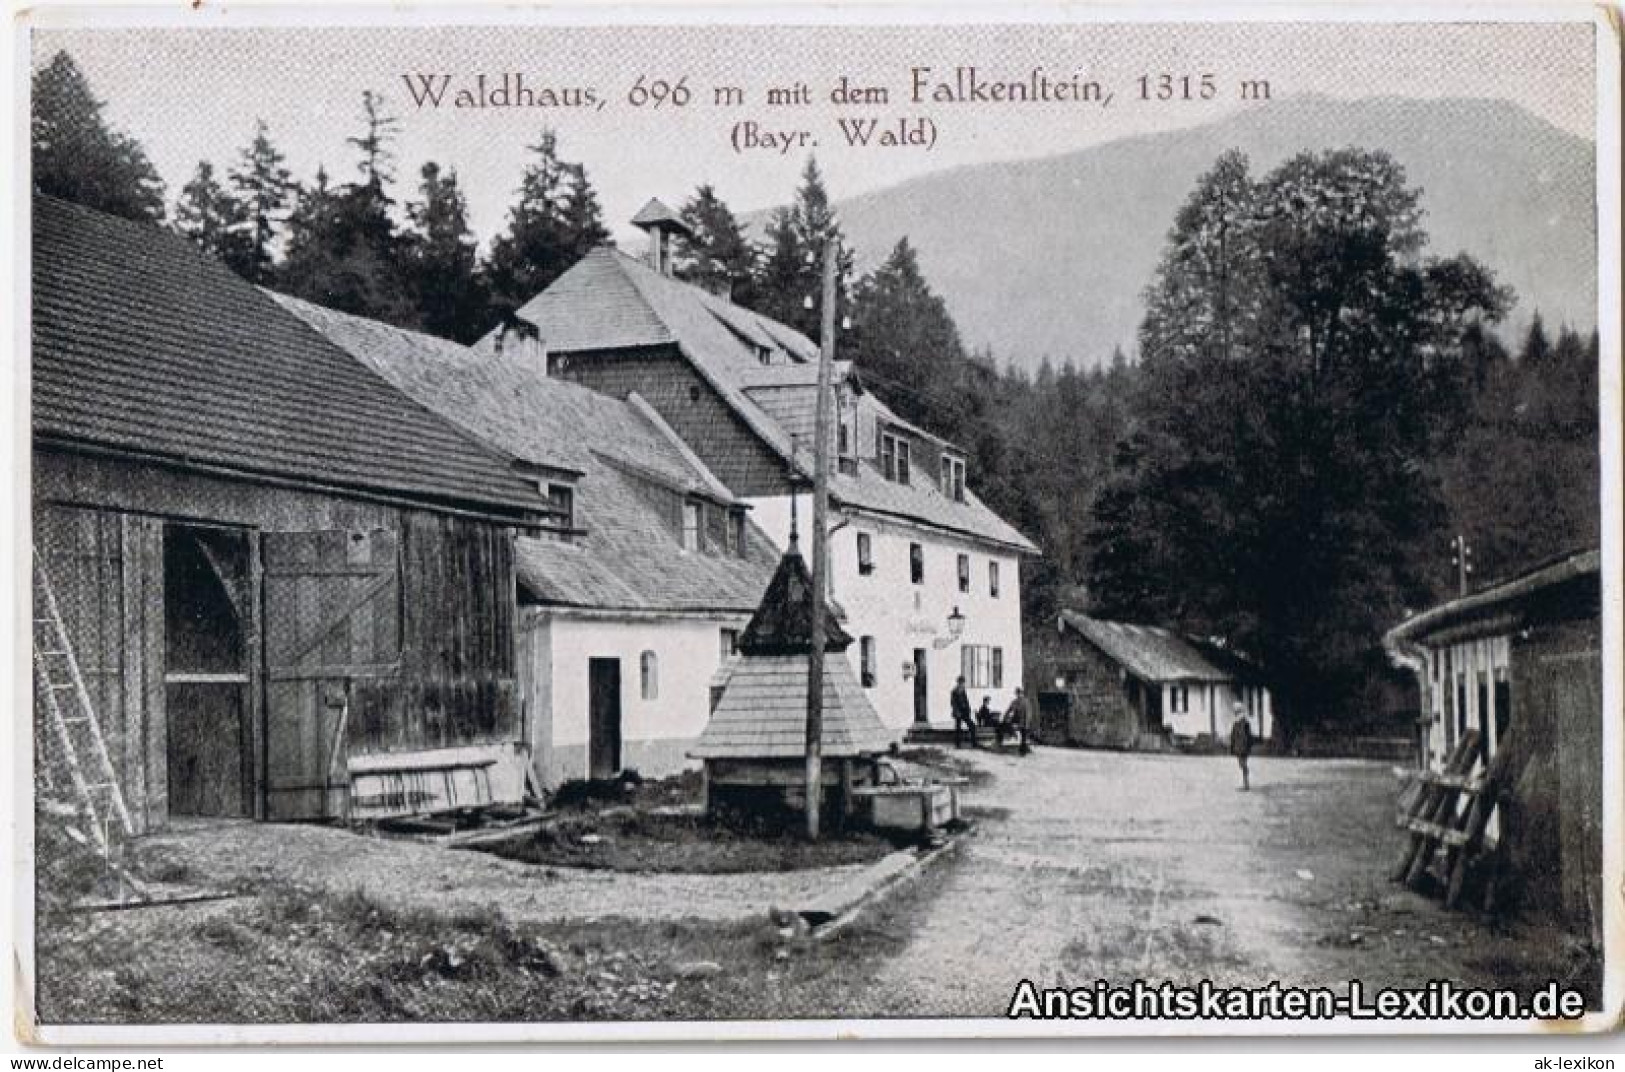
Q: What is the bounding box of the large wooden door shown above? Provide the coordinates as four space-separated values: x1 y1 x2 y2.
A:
262 528 400 819
588 658 621 780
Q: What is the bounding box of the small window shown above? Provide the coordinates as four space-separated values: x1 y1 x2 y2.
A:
942 455 967 503
755 345 772 365
720 628 739 661
640 650 659 700
897 439 911 484
1168 685 1189 714
725 508 746 556
857 532 874 575
682 501 701 551
989 560 1001 598
909 542 924 585
957 553 970 593
992 647 1004 689
547 484 575 529
860 636 877 688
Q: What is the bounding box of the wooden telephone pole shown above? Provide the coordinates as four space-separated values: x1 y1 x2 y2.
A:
804 235 838 841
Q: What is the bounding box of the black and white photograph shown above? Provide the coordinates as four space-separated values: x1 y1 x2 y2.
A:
12 2 1621 1044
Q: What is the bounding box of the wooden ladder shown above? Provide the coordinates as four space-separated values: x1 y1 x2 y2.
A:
33 551 136 860
1391 729 1480 888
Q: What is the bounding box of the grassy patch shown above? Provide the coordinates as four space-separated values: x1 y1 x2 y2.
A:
472 811 898 874
34 876 899 1024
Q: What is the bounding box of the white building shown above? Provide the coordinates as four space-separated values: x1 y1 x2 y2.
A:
483 200 1040 732
278 294 779 788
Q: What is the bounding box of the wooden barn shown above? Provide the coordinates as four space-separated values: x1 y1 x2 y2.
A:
31 197 549 832
1028 612 1273 751
1385 548 1603 941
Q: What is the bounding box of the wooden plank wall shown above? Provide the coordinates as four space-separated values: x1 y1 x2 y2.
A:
349 510 521 755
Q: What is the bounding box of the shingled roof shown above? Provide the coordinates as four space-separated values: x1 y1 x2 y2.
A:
32 197 542 519
1059 612 1244 684
499 245 1038 554
691 546 895 760
737 544 853 655
275 293 779 615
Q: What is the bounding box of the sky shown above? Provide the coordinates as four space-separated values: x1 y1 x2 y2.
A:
31 16 1598 249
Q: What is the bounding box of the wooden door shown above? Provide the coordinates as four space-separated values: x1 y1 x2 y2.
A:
262 528 401 820
912 649 928 724
588 658 621 779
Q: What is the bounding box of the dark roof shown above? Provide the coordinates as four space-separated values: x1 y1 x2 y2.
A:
499 246 1039 554
32 197 542 518
275 292 779 615
1059 612 1239 683
630 197 694 237
737 545 854 655
1386 547 1601 648
689 654 898 760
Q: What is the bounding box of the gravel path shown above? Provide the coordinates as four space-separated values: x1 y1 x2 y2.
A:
141 819 872 925
837 745 1492 1018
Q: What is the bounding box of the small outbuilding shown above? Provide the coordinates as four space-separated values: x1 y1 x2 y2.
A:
691 539 898 824
1029 612 1273 751
1385 548 1602 943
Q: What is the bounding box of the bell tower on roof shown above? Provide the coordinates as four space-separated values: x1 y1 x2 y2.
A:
631 197 694 277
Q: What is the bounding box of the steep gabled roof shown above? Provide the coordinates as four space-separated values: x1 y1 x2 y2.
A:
31 196 544 518
276 292 778 615
501 246 1039 554
1060 612 1240 683
737 545 854 655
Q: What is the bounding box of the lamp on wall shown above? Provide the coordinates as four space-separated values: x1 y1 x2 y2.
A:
947 605 966 640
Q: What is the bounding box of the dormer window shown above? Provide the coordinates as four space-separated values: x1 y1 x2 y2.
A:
725 507 746 556
880 430 911 485
942 454 967 503
755 344 773 365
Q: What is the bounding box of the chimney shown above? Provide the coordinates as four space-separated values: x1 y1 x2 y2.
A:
491 317 548 372
630 197 694 278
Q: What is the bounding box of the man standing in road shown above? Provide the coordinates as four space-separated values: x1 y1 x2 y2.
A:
1229 701 1254 790
951 675 977 748
998 687 1031 754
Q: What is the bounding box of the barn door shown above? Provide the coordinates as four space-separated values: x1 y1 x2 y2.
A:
262 528 401 820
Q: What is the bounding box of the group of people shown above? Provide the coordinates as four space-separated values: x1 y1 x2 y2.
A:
946 676 1258 789
949 677 1030 753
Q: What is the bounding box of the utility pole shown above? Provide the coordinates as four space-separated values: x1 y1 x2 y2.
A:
804 235 838 841
1449 533 1474 597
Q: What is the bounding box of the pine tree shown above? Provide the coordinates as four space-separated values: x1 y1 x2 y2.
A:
675 184 757 302
276 94 415 326
745 157 854 340
173 160 253 270
228 120 295 284
403 162 487 343
31 51 165 222
485 130 607 309
846 237 968 433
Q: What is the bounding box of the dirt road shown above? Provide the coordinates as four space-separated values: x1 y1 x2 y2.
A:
829 745 1548 1018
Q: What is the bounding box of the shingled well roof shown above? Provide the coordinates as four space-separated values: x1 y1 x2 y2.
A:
32 197 542 518
276 293 779 615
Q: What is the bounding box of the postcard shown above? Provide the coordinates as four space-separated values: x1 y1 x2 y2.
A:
13 1 1621 1044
